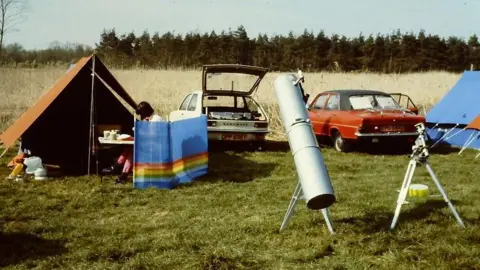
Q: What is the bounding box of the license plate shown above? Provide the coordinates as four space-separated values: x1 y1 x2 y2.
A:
221 133 247 140
380 125 405 132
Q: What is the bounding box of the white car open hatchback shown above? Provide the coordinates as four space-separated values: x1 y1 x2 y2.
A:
169 64 270 149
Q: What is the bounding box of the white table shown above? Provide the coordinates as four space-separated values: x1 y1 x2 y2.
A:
98 137 134 145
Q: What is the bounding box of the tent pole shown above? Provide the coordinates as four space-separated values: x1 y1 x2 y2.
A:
93 68 99 175
87 55 96 175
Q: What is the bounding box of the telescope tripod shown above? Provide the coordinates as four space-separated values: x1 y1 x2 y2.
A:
390 125 466 229
280 181 334 234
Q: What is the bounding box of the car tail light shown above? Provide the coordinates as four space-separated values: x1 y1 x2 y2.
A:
254 122 268 128
359 124 381 133
208 121 217 127
358 125 375 133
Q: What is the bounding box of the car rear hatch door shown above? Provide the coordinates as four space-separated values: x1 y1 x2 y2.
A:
202 64 269 96
388 93 419 114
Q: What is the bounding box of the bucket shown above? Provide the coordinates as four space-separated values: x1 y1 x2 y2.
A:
34 168 48 180
408 184 429 198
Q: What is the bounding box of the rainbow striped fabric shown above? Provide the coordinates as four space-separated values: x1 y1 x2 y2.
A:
133 115 208 189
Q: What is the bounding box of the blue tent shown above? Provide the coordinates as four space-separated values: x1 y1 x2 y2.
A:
426 71 480 149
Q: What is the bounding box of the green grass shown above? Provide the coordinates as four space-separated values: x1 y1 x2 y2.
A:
1 143 480 269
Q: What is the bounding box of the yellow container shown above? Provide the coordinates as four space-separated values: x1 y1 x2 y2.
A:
408 184 429 198
8 163 24 179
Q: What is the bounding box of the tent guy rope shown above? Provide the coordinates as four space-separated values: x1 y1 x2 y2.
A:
444 125 467 141
0 147 8 159
458 130 480 155
429 123 458 148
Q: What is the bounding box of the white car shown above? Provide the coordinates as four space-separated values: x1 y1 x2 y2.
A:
169 64 270 149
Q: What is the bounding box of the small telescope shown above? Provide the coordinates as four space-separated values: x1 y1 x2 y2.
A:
274 71 336 232
390 122 465 230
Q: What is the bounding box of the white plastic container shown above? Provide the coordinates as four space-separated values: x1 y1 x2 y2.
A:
34 168 48 180
23 157 43 175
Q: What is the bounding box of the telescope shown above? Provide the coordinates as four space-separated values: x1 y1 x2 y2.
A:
275 70 336 232
390 121 465 229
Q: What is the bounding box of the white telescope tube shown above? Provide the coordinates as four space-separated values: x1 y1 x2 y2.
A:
274 74 336 210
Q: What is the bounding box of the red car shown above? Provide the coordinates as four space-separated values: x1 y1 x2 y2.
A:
307 89 425 152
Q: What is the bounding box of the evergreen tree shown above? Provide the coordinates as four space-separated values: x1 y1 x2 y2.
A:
1 26 477 73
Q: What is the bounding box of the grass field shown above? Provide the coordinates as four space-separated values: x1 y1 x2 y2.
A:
1 143 479 269
1 68 479 269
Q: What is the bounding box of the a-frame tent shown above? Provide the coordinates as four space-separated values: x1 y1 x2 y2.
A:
0 54 138 175
426 71 480 150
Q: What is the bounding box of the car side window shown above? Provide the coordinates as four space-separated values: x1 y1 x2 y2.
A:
325 94 339 110
179 94 192 110
187 94 198 111
313 94 329 109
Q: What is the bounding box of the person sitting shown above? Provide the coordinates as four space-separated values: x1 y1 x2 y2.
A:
6 138 33 180
7 152 27 180
102 101 162 184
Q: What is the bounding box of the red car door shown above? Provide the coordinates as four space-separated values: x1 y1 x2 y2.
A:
308 93 330 135
323 93 341 135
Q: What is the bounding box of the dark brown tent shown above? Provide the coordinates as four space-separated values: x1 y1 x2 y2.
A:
0 54 137 175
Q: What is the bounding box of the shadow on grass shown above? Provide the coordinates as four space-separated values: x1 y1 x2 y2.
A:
208 140 291 153
428 144 462 155
315 135 413 156
263 140 291 152
350 142 459 156
0 232 68 267
337 199 465 233
197 151 277 183
315 133 460 156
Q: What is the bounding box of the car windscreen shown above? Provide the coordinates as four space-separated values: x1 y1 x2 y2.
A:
349 94 401 110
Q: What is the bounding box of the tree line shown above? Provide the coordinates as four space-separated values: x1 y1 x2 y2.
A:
1 25 480 73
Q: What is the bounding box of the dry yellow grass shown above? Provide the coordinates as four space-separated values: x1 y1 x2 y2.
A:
0 67 462 137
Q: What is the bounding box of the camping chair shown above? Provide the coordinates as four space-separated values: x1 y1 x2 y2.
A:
458 115 480 155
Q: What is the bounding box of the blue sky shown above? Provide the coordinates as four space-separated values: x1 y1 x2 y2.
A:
4 0 480 50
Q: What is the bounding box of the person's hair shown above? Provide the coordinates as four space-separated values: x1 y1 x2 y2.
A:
135 101 154 120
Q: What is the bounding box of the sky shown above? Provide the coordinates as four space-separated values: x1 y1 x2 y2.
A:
4 0 480 50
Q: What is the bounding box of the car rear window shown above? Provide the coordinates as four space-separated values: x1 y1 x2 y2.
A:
349 95 400 110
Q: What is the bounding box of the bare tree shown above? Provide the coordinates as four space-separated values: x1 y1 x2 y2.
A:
0 0 29 60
